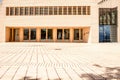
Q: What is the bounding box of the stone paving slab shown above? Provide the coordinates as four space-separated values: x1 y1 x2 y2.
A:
0 43 120 80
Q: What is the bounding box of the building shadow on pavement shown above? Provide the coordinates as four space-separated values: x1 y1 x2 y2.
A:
19 76 62 80
81 64 120 80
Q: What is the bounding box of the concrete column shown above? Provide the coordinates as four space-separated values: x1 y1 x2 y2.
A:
70 28 74 42
53 28 57 42
36 27 40 42
12 28 14 42
19 28 23 42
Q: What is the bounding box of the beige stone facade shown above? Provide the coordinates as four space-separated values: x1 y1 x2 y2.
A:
0 0 99 43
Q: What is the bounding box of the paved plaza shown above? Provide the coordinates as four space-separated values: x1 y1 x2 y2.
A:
0 43 120 80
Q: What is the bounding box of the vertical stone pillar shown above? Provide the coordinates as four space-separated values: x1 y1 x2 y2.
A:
19 27 23 42
70 28 74 42
36 27 40 42
53 28 57 42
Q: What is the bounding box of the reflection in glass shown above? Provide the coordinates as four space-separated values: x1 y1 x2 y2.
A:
48 29 53 40
41 29 46 40
31 29 36 40
74 29 79 40
24 29 29 40
57 29 62 40
64 29 69 40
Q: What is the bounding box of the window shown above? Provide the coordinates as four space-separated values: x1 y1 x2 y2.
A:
48 29 53 40
10 7 14 15
35 7 39 15
44 7 48 15
63 7 67 15
68 7 72 15
87 6 90 15
73 7 77 15
78 6 81 15
49 7 53 15
25 7 29 15
40 7 44 15
58 7 62 15
20 7 24 15
30 7 33 15
54 7 58 15
83 6 86 15
24 29 29 40
15 7 19 15
6 7 9 16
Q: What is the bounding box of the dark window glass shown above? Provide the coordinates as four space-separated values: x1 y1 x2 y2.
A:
25 7 29 15
49 7 53 15
68 7 72 15
31 29 36 40
30 7 33 15
24 29 29 40
44 7 48 15
54 7 57 15
78 6 81 15
15 7 19 15
63 7 67 15
6 7 9 16
35 7 39 15
64 29 70 40
87 6 90 15
10 7 14 15
48 29 53 39
40 7 44 15
74 29 79 40
57 29 63 40
41 29 46 39
20 7 24 15
58 7 62 15
83 6 86 15
73 7 76 15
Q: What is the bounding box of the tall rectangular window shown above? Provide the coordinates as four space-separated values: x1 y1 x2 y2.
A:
10 7 14 15
44 7 48 15
78 6 81 15
49 7 53 15
40 7 44 15
58 7 62 15
83 6 86 15
63 7 67 15
6 7 9 16
25 7 29 15
30 7 33 15
35 7 39 15
73 7 77 15
15 7 19 15
87 6 90 15
20 7 24 15
54 7 58 15
68 7 72 15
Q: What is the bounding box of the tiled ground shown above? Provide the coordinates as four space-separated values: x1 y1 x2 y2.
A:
0 43 120 80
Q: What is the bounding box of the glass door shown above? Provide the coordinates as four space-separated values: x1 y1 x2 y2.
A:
31 28 36 40
24 28 29 40
57 29 63 40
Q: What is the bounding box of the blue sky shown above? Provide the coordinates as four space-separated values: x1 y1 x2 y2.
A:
0 0 2 2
